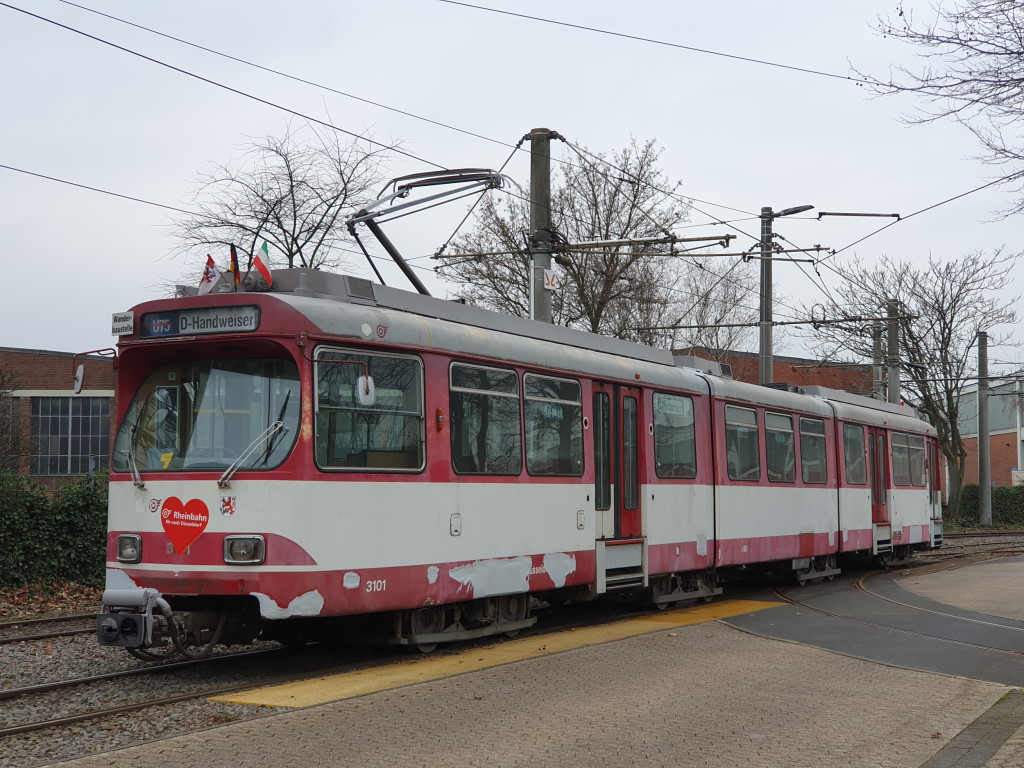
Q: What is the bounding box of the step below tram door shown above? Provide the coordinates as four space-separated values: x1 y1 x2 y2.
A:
592 382 646 593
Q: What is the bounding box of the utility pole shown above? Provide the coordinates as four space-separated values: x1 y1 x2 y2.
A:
758 204 814 385
978 330 992 526
758 207 774 385
886 299 900 404
872 325 885 398
529 128 553 324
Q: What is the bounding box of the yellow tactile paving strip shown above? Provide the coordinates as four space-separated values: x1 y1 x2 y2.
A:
212 598 781 709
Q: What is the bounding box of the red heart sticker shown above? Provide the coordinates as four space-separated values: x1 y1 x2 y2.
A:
160 496 210 554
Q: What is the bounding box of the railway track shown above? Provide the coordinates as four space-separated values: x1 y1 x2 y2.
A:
0 646 301 738
944 530 1024 539
0 597 666 741
0 612 96 645
769 568 1024 661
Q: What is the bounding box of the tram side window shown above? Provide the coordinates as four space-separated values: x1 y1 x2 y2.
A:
765 412 796 483
843 424 867 485
725 405 760 481
524 374 583 476
653 393 697 479
315 350 423 471
450 364 522 475
891 432 912 486
908 435 926 487
800 418 828 484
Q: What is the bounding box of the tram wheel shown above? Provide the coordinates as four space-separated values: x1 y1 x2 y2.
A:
497 594 529 637
409 607 444 653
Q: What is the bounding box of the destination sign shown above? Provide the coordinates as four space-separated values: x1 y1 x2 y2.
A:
139 306 261 338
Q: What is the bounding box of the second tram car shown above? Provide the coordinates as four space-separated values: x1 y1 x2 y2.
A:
96 270 942 657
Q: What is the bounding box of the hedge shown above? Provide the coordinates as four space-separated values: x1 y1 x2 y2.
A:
956 483 1024 529
0 471 108 587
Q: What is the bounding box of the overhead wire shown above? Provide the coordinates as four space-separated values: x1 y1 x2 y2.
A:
42 0 759 228
0 1 445 170
21 0 831 325
52 0 517 153
0 163 193 215
437 0 871 85
10 0 772 305
9 0 1009 334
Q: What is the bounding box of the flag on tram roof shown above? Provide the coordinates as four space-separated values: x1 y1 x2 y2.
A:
254 241 273 286
197 254 217 295
229 244 241 287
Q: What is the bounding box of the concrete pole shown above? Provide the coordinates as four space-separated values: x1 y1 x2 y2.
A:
529 128 553 324
978 330 992 526
758 207 774 385
886 299 900 404
872 325 884 397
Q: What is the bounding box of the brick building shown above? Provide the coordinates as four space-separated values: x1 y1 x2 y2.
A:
957 375 1024 487
0 347 117 484
676 347 875 392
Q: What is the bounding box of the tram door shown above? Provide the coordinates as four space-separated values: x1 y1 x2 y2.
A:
867 428 890 524
592 383 643 539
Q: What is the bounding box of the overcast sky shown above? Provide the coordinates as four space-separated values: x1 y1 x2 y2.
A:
1 1 1020 370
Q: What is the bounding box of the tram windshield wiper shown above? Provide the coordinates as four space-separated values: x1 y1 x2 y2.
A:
217 421 286 488
127 426 145 489
126 393 153 489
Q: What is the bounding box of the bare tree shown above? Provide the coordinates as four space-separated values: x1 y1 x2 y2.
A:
865 1 1024 211
669 258 760 356
805 248 1019 519
172 121 391 271
437 138 744 345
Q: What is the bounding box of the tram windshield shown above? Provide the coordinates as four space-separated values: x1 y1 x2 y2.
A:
112 358 300 473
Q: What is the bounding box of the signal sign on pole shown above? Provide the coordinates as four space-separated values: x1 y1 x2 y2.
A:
543 269 558 291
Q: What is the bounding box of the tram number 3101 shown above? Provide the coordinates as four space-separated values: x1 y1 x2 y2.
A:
365 579 388 593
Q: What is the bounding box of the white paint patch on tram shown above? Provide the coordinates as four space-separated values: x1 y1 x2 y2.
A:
542 553 577 588
104 568 140 591
427 565 439 584
254 590 325 619
448 556 532 598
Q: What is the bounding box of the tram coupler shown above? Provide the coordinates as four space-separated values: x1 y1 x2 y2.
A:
96 588 170 649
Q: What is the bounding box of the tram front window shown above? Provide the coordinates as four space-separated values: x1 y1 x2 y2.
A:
112 358 300 472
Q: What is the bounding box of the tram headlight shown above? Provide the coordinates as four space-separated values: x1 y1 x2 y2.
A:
224 535 265 565
116 534 143 564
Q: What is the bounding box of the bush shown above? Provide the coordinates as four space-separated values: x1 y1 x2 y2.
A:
956 483 1024 528
0 471 108 587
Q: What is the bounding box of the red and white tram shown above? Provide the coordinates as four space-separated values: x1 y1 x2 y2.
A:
96 270 943 656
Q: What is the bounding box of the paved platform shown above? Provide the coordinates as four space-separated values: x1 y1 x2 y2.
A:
55 560 1024 768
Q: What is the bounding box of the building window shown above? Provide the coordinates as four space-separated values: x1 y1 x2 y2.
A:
725 405 760 481
31 397 110 475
